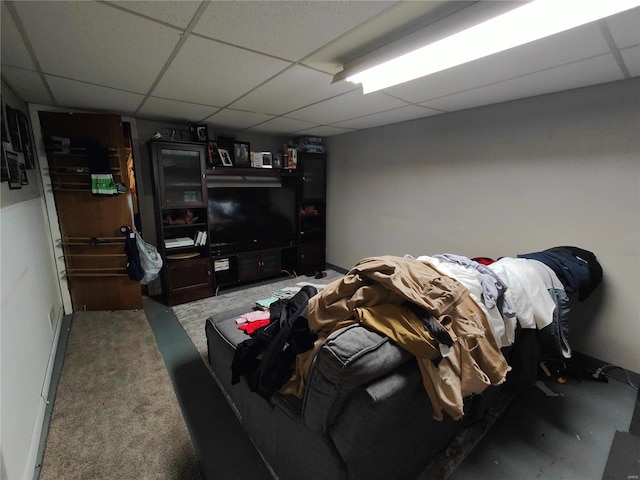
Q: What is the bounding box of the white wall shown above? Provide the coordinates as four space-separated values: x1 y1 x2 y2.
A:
326 78 640 374
1 82 64 480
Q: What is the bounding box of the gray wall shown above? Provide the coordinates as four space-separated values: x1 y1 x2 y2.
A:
1 82 64 479
325 78 640 374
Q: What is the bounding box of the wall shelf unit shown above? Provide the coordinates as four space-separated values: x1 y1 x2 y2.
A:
149 140 213 306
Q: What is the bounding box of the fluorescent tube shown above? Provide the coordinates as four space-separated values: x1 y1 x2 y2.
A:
346 0 640 93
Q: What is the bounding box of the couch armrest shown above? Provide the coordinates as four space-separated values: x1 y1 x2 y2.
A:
302 323 413 432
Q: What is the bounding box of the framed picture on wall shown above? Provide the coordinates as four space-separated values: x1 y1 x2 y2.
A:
1 144 9 181
4 148 22 189
1 99 8 144
218 148 233 166
207 140 222 167
189 123 209 142
233 141 250 167
19 163 28 185
5 105 22 152
16 110 35 169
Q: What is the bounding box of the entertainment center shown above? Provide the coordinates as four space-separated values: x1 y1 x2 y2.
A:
149 140 326 306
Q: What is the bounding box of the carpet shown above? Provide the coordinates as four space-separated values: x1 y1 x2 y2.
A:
39 310 203 480
171 269 515 480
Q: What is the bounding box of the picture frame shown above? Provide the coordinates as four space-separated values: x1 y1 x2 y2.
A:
16 110 35 169
189 123 209 142
19 163 28 185
218 148 233 167
5 105 22 152
0 144 9 182
4 148 22 189
233 141 250 167
206 140 222 167
1 99 8 144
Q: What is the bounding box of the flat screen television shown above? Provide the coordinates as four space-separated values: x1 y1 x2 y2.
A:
208 186 298 250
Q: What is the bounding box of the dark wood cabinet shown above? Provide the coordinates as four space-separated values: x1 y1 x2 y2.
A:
298 152 327 274
149 140 213 305
237 249 282 282
165 257 212 304
150 145 328 298
299 242 326 275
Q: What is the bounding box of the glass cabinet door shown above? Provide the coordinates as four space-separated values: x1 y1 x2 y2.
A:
156 144 206 207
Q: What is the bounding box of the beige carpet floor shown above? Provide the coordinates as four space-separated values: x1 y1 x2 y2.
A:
39 309 203 480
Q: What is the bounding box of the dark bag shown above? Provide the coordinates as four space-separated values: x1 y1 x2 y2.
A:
120 225 144 282
231 285 318 399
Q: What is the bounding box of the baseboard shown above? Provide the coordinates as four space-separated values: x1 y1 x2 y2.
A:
325 262 348 274
30 314 73 480
571 351 640 387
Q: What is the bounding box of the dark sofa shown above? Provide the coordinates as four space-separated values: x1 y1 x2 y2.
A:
206 303 504 480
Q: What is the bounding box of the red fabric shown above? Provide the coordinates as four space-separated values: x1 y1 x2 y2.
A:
238 319 270 334
471 257 496 265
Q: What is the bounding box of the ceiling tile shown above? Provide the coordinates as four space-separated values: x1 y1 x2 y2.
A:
193 1 395 62
1 3 35 70
46 75 145 115
1 66 52 104
206 108 275 133
153 35 291 107
137 97 221 123
330 105 440 130
287 90 408 124
620 46 640 76
606 6 640 49
294 125 355 138
245 116 319 136
14 1 180 93
231 65 352 115
106 0 201 29
384 21 612 104
421 54 625 112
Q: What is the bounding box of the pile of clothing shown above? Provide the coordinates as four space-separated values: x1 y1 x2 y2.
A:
232 246 602 421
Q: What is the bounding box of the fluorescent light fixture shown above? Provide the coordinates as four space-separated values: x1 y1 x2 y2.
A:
343 0 640 94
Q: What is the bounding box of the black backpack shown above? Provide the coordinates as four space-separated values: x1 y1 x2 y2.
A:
231 285 318 400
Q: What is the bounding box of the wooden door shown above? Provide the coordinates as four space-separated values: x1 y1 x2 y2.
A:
39 112 142 311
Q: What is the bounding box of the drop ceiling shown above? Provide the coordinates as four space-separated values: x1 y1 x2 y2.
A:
1 1 639 138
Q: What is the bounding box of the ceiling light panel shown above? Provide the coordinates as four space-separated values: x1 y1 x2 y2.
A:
343 0 640 93
384 21 611 104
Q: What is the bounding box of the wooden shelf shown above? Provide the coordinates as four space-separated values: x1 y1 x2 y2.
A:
206 167 299 177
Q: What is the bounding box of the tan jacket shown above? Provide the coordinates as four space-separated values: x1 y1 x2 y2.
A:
283 256 510 420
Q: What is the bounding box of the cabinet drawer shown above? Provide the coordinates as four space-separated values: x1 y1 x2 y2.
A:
166 257 212 292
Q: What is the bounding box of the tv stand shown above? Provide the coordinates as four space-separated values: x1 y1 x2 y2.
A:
207 151 327 292
211 244 300 291
149 140 326 304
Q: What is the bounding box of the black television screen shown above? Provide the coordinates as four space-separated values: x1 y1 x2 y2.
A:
208 187 298 249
